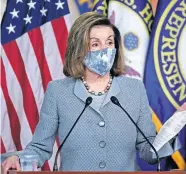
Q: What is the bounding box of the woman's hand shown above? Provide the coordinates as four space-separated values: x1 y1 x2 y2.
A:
2 156 21 174
178 102 186 111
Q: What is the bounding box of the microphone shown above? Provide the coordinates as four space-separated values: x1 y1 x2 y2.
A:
110 96 161 172
53 96 93 171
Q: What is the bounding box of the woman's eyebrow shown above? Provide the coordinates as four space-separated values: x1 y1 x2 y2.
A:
107 35 114 39
90 35 114 40
90 37 99 40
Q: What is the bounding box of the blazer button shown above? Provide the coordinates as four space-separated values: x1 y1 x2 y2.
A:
99 141 106 148
98 121 105 127
99 161 106 168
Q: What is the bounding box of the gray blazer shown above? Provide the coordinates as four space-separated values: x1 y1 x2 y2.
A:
1 76 181 171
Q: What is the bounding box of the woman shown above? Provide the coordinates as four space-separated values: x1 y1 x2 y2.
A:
1 12 181 172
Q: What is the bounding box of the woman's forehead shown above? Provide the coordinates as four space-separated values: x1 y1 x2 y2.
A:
89 25 114 38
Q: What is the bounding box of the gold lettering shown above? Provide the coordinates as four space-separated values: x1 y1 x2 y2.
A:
168 12 185 30
176 0 186 17
160 1 186 102
166 71 182 88
165 24 179 38
172 83 186 102
93 0 107 16
163 63 177 75
124 0 135 6
161 50 176 64
93 0 99 5
148 19 153 31
162 36 177 50
139 3 153 31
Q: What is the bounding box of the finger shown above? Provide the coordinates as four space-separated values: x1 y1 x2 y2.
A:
10 164 16 169
3 165 10 174
2 167 7 174
1 165 6 174
15 160 21 171
178 105 186 111
3 163 16 174
178 103 186 111
2 160 7 167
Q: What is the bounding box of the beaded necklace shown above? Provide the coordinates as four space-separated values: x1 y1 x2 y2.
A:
81 75 113 96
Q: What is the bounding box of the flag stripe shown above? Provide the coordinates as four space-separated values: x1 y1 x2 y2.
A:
1 60 22 151
63 14 71 32
1 88 17 152
3 42 39 133
28 28 52 91
16 33 45 111
1 48 33 148
1 138 6 154
172 152 186 170
51 17 68 64
40 22 65 80
41 162 51 171
47 142 60 170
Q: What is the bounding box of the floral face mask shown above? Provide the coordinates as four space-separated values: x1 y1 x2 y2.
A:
84 48 116 76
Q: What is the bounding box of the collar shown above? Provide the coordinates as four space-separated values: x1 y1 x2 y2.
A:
74 77 121 115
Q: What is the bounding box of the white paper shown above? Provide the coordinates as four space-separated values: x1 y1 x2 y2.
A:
151 110 186 152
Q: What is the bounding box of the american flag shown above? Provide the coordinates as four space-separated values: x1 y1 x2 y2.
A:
1 0 71 170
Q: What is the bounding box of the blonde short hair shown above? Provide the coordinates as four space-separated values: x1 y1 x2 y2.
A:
63 12 124 78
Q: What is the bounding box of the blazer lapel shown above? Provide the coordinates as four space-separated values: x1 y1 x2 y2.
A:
74 79 88 103
74 79 103 116
101 76 121 108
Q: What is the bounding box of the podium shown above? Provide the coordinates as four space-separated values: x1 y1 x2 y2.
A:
8 171 186 174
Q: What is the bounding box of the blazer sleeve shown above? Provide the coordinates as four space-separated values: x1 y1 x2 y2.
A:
135 81 157 164
20 81 59 167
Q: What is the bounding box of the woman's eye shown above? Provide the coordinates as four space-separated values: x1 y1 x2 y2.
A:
92 43 99 47
108 41 113 45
